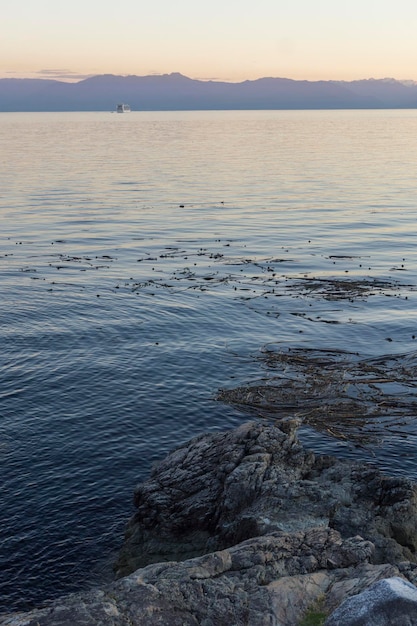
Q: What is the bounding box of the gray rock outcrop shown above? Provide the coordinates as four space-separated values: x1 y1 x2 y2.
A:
115 420 417 577
1 529 412 626
3 420 417 626
324 576 417 625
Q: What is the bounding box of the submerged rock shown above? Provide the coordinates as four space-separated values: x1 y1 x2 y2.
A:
115 420 417 577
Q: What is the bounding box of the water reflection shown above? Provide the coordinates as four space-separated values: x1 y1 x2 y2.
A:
1 109 417 611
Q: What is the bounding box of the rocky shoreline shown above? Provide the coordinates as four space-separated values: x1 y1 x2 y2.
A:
3 420 417 625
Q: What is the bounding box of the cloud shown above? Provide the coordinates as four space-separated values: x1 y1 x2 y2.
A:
194 76 237 82
2 69 96 81
36 69 95 81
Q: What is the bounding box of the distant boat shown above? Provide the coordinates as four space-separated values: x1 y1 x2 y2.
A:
116 103 131 113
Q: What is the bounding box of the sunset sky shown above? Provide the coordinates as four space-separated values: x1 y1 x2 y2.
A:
2 0 417 83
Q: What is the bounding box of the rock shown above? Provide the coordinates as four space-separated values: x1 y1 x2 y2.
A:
324 576 417 625
115 421 417 577
4 420 417 626
0 529 399 626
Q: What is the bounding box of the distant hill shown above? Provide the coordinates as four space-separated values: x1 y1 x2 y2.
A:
1 73 417 111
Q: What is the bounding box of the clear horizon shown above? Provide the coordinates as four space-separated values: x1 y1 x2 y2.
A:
2 0 417 83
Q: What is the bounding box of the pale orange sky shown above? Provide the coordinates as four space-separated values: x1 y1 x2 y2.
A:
2 0 417 82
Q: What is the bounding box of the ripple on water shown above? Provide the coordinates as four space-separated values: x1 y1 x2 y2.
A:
2 109 417 611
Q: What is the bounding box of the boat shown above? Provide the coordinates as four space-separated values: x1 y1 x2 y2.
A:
116 103 131 113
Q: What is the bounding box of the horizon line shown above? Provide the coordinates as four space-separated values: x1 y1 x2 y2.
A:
1 71 417 86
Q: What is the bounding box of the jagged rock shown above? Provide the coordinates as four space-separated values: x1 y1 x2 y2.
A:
4 421 417 626
115 421 417 577
0 528 402 626
324 576 417 625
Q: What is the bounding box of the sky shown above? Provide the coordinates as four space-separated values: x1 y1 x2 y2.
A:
2 0 417 83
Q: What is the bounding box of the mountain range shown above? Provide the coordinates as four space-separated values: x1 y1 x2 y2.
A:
1 73 417 111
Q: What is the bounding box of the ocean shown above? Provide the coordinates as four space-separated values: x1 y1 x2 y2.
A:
1 109 417 611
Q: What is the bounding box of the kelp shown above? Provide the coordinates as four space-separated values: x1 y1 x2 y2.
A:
217 347 417 444
285 276 409 301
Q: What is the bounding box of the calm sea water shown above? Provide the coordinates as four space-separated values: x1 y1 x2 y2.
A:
1 109 417 611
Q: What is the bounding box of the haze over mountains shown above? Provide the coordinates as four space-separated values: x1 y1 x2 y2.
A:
1 73 417 111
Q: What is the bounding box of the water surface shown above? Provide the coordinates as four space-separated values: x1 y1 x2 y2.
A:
1 110 417 611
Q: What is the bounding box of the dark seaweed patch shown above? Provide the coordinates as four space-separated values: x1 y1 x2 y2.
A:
285 277 411 301
217 347 417 444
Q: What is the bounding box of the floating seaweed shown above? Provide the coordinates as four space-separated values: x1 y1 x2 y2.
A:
285 276 411 301
217 346 417 445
